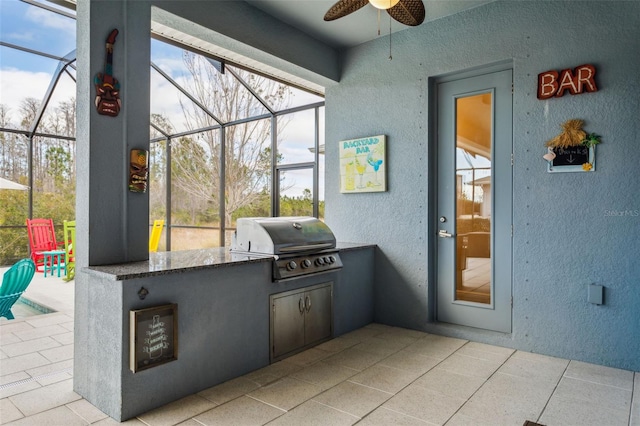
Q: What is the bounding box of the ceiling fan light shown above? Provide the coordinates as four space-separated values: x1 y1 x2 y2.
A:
369 0 400 10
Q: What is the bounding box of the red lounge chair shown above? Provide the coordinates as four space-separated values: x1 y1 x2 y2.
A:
26 218 63 273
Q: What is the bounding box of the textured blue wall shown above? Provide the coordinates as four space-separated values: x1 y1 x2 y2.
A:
324 1 640 370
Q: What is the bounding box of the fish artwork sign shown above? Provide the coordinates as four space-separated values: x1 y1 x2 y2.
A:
94 29 121 116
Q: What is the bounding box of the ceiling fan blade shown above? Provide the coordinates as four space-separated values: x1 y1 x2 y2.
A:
387 0 425 26
324 0 369 21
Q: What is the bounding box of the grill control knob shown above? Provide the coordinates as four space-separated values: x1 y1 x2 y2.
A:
286 260 297 271
315 257 325 266
327 256 336 264
301 259 312 268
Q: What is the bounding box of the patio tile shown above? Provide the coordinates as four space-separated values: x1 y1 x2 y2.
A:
313 380 393 418
175 420 203 426
39 343 74 363
498 350 569 384
413 367 486 400
564 360 634 390
25 358 73 377
36 370 73 386
12 324 69 341
0 321 34 335
59 321 74 332
0 351 51 375
314 335 361 353
248 377 322 411
455 341 514 362
383 383 466 424
3 405 87 426
446 412 511 426
1 336 61 357
348 364 421 394
66 398 110 423
540 393 631 426
323 347 386 371
137 394 217 426
380 327 429 340
198 376 260 405
435 352 504 380
357 407 432 425
352 336 411 357
378 349 440 375
403 334 467 359
194 395 285 425
0 333 22 345
552 376 632 412
51 331 74 345
283 347 333 367
0 398 24 423
243 361 302 387
456 372 554 424
371 331 422 347
269 400 359 426
290 360 359 390
341 327 384 342
93 416 146 425
25 313 74 328
8 378 81 416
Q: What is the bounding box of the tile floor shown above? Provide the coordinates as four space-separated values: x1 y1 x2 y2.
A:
1 269 639 425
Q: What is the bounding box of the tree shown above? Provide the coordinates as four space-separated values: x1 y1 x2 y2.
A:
171 52 292 226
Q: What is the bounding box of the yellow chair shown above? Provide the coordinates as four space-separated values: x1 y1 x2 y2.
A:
149 220 164 252
63 220 76 281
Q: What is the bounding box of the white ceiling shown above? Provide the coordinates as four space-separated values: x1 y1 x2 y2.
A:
245 0 492 50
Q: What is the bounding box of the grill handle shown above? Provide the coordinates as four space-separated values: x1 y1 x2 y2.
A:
278 243 334 253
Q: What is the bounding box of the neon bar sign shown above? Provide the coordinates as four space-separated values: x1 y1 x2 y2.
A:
537 64 598 100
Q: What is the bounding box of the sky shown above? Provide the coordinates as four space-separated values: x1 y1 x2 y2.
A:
0 0 325 199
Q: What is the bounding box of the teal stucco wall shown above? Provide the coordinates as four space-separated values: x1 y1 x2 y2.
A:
324 1 640 370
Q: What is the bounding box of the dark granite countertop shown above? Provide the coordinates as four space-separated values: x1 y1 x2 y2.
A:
84 243 375 280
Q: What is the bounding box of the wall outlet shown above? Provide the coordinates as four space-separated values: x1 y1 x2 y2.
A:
588 284 604 305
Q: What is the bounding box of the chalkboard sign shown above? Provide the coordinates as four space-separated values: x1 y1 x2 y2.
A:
130 304 177 372
548 146 595 173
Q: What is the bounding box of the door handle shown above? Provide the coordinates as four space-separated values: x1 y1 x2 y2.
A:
438 229 455 238
299 297 305 314
305 296 311 312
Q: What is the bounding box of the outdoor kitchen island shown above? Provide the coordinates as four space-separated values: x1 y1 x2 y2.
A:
74 242 375 422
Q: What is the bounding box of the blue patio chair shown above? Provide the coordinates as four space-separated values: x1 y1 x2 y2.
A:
0 259 36 320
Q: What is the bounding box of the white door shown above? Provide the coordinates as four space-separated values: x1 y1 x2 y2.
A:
436 69 513 333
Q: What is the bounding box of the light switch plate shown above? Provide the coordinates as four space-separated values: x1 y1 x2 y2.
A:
588 284 604 305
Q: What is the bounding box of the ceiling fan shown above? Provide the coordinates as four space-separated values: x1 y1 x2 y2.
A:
324 0 426 27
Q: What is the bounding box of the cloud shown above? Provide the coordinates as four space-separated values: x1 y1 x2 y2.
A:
25 7 75 34
0 68 75 125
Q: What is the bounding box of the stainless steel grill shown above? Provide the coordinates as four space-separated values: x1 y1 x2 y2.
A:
231 216 343 281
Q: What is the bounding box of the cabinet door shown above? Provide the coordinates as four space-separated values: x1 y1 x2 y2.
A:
272 292 305 360
304 285 332 346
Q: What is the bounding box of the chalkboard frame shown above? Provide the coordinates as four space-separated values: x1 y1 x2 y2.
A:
547 145 596 173
130 303 178 373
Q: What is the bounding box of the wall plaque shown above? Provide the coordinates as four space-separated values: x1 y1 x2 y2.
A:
130 304 178 372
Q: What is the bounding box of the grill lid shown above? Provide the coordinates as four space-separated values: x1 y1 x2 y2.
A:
231 216 336 255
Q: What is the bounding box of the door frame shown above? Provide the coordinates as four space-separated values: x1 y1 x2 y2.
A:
427 61 513 332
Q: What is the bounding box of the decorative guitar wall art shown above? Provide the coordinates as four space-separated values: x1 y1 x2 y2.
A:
94 29 121 117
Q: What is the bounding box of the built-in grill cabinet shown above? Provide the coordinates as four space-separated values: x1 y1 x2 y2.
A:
270 282 333 362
